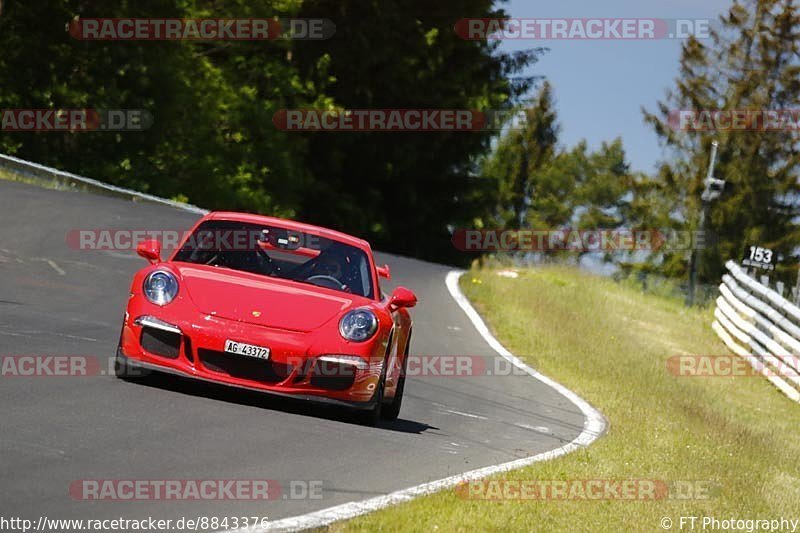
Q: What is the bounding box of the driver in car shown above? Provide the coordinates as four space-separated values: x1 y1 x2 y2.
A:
313 253 344 279
291 245 353 291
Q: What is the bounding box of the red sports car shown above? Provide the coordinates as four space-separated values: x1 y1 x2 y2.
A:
115 212 417 425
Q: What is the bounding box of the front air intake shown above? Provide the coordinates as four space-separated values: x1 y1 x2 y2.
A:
140 327 181 359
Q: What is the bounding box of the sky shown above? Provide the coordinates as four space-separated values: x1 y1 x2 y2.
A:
499 0 733 173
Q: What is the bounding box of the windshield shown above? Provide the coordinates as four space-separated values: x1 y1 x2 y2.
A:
173 220 375 299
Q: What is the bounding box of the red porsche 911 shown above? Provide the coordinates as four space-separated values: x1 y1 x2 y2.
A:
115 212 417 425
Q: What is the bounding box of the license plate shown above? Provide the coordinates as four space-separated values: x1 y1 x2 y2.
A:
224 339 270 360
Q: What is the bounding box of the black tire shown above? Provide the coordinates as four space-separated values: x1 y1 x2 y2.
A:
353 366 385 426
114 348 151 380
380 373 404 421
381 331 411 421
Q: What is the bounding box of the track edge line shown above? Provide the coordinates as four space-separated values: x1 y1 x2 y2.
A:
223 270 606 533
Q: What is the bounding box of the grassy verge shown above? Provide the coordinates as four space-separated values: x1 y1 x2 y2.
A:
334 264 800 532
0 165 88 192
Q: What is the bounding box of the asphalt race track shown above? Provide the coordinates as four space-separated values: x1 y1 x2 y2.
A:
0 179 592 528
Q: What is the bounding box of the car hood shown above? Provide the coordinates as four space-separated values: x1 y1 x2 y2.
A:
175 264 356 332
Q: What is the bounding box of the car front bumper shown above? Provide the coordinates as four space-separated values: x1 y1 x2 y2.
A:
116 348 379 410
118 305 385 408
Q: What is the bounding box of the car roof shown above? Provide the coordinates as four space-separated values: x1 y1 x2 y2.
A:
203 211 372 252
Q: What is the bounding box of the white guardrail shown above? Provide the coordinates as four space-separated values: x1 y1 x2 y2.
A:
713 260 800 403
0 153 207 214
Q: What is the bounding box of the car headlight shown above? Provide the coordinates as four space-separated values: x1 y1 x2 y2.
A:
339 309 378 342
143 270 179 306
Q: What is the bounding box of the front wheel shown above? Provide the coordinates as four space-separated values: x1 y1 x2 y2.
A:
353 369 385 426
381 331 410 421
380 373 405 421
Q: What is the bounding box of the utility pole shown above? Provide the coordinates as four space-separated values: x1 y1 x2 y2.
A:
687 141 724 306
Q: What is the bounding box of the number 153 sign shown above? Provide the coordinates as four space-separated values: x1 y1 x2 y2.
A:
742 245 776 271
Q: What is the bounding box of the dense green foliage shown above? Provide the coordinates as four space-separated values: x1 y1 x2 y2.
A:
482 0 800 287
4 1 798 280
1 0 313 215
645 0 800 283
0 0 539 263
481 82 643 263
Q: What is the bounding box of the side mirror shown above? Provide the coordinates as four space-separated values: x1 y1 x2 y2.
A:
377 264 391 280
137 239 162 264
389 286 417 309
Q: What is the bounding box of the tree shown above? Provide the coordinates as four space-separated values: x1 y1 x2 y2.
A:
292 0 544 262
482 81 560 230
644 0 800 284
0 0 543 265
482 85 640 264
0 0 315 215
573 138 632 231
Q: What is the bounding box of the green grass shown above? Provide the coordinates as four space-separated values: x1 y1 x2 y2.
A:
333 264 800 532
0 166 77 191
